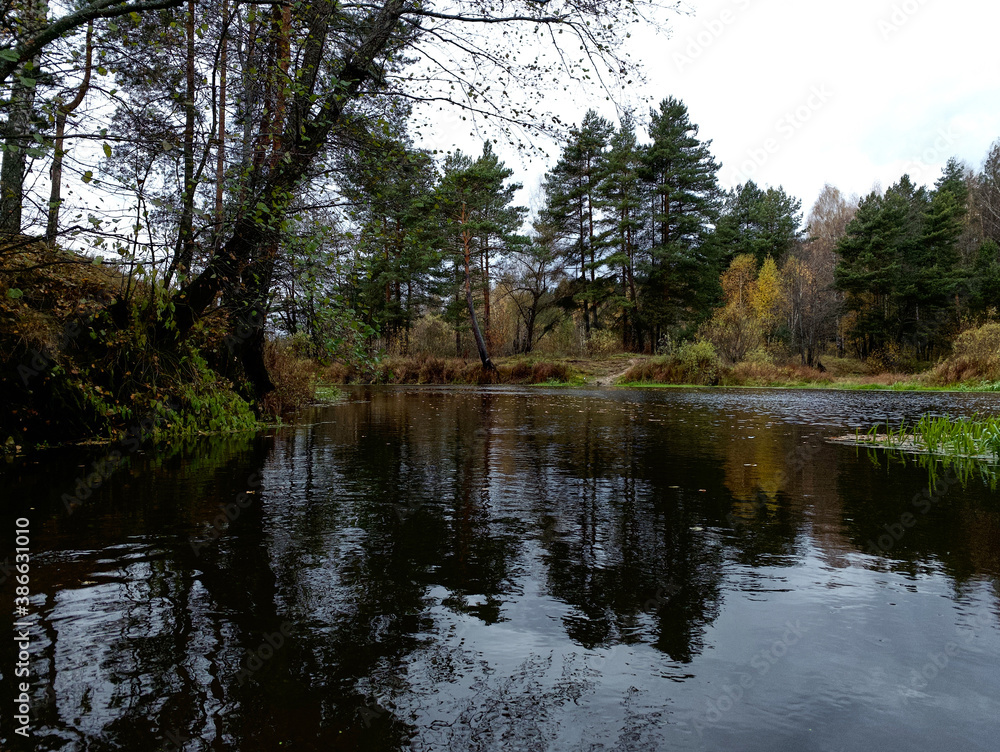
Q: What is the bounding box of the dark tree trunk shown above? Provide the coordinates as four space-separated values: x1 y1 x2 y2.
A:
46 22 93 245
158 0 407 405
461 204 494 370
0 71 36 235
166 0 198 285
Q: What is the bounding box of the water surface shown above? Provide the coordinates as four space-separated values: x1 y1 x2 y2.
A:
1 386 998 751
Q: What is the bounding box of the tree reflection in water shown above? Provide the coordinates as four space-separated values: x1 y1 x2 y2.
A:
1 387 998 751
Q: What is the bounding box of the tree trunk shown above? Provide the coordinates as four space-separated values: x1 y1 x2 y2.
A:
166 0 198 285
46 22 94 245
461 203 494 370
161 0 408 404
523 294 539 354
482 235 491 347
0 70 37 235
214 0 228 249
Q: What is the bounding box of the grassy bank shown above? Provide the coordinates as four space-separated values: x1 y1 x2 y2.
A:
1 241 316 453
323 354 581 386
609 334 1000 392
320 344 1000 394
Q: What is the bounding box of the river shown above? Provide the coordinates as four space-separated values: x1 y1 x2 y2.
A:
1 386 998 750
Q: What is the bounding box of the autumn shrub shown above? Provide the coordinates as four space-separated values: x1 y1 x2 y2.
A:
586 329 623 358
263 339 316 414
535 317 585 356
409 314 455 356
530 362 568 383
728 360 784 385
509 360 532 381
864 343 914 374
932 323 1000 383
726 360 829 385
620 339 723 385
323 361 356 383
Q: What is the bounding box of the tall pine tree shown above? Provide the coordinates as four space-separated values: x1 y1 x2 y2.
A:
638 96 721 346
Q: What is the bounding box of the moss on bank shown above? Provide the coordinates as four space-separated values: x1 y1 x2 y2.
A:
0 240 310 453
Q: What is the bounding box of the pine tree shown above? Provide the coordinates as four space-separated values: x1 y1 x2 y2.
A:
713 181 804 265
540 109 613 333
596 116 647 349
341 125 442 351
835 171 965 358
638 96 721 345
436 144 526 367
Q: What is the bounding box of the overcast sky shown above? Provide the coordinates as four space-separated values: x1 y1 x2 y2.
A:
419 0 1000 219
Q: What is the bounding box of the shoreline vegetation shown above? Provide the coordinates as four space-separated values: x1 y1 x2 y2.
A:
3 3 1000 463
829 414 1000 487
321 341 1000 393
3 241 1000 455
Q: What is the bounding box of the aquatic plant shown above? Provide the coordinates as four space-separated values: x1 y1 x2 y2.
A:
855 414 1000 490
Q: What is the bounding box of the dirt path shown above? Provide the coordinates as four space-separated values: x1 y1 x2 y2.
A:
592 358 641 386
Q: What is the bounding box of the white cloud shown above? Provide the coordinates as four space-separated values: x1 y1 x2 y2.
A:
417 0 1000 215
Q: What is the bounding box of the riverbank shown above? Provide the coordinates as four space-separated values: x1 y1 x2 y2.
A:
321 353 1000 393
0 242 314 454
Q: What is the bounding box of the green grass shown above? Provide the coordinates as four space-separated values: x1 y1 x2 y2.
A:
854 414 1000 458
851 414 1000 490
614 379 1000 393
313 384 344 403
910 414 1000 458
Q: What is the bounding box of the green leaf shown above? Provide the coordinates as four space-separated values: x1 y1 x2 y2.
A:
82 170 93 183
97 66 108 76
102 143 112 159
0 49 19 62
92 256 104 266
18 76 36 88
6 288 23 299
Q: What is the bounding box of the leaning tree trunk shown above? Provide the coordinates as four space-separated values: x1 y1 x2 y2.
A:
158 0 409 405
461 203 494 371
46 22 94 245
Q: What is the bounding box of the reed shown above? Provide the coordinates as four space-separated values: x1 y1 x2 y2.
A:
910 414 1000 459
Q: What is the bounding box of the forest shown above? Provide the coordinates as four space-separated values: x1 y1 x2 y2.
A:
2 0 1000 448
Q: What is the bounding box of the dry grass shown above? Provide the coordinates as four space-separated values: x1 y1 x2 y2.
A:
321 355 570 385
620 358 721 386
725 361 829 385
0 239 127 363
930 323 1000 384
263 340 317 414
